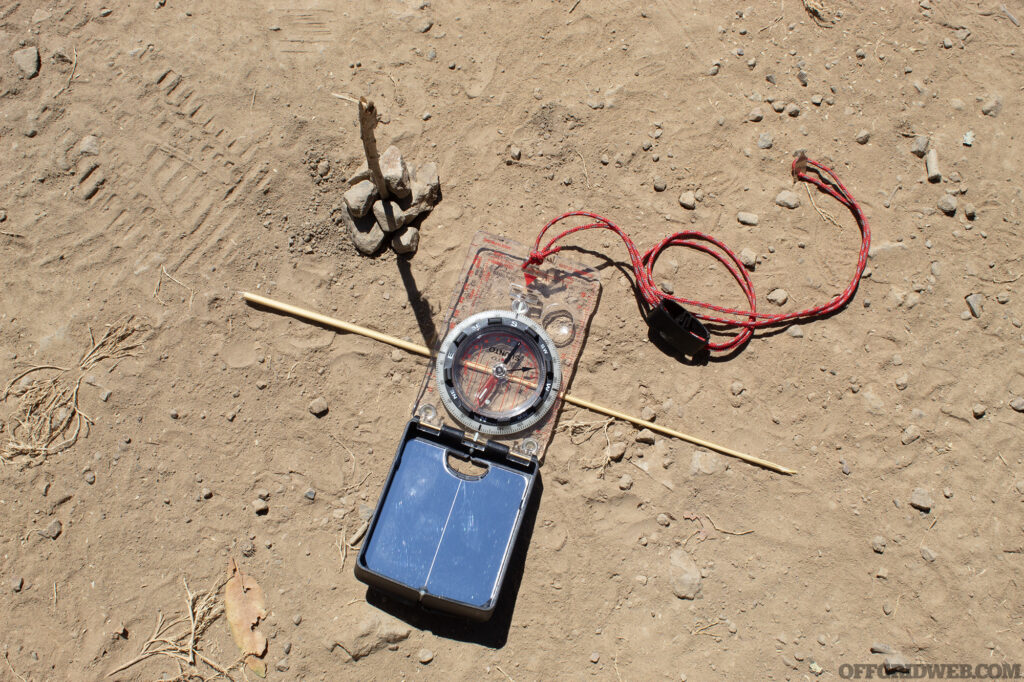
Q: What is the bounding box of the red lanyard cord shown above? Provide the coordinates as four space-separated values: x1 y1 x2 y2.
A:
523 157 871 353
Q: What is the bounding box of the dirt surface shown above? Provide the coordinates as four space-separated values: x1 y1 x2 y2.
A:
2 0 1023 679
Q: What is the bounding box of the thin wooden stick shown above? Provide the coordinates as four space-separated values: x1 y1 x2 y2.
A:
357 98 389 200
240 291 795 475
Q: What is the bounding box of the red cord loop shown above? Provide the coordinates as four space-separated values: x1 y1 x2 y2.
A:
523 157 870 353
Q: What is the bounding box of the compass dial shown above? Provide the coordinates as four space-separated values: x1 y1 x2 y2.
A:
436 311 562 436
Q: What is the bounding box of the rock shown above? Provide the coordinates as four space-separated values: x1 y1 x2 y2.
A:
304 488 316 501
921 546 937 562
41 519 62 539
909 487 934 512
641 406 657 422
748 108 764 122
78 135 100 156
937 194 957 216
730 381 744 396
855 129 870 145
757 132 773 149
871 643 894 654
737 211 759 226
13 46 40 78
797 70 808 86
317 159 331 177
691 449 727 475
510 146 521 160
330 610 411 661
391 226 420 255
340 205 386 255
418 649 434 664
739 248 757 268
256 488 270 501
343 180 378 218
1010 397 1024 412
606 442 626 462
787 326 803 338
656 513 670 526
911 136 929 158
379 146 410 198
767 288 789 305
653 177 667 192
275 658 290 672
785 103 801 117
965 293 983 318
659 281 674 295
410 162 440 207
678 191 696 209
635 429 656 445
618 474 633 491
981 96 1002 117
12 576 24 593
775 190 801 209
963 130 975 147
884 655 911 674
84 471 96 485
253 499 269 515
900 424 921 445
372 199 404 233
0 209 6 222
964 203 976 220
871 536 886 554
895 375 908 390
972 403 986 419
925 149 941 183
308 396 329 417
201 487 213 499
669 548 702 599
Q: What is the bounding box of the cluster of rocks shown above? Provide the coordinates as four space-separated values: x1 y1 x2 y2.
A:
336 145 440 256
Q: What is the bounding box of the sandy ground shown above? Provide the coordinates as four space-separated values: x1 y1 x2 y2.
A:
2 0 1023 679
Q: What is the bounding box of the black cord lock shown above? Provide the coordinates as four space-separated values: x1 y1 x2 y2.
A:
648 298 710 356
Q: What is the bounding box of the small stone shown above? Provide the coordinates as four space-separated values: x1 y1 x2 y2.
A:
606 442 626 462
618 474 633 491
78 135 101 156
884 655 911 674
635 429 656 445
856 47 866 59
42 519 62 539
170 409 179 419
964 203 976 220
937 194 957 216
678 190 696 209
317 159 331 177
418 648 434 664
757 132 773 149
909 487 934 512
13 46 40 78
417 18 433 33
1010 397 1024 412
99 8 112 16
737 211 759 226
972 403 986 419
775 190 801 209
895 375 908 390
871 643 894 654
659 281 674 295
12 577 24 593
748 108 764 122
797 70 808 86
275 658 290 673
656 513 670 526
641 406 657 422
253 499 269 515
379 146 411 198
841 460 851 475
925 149 941 183
981 96 1002 117
343 180 378 218
308 397 329 417
767 288 789 305
669 548 702 599
900 424 920 445
811 94 823 106
84 471 96 485
739 248 757 268
421 112 431 121
963 130 975 147
283 642 292 655
911 136 929 158
293 614 303 625
590 652 601 664
708 63 720 76
965 293 983 318
653 177 667 192
304 488 316 501
391 226 420 255
784 103 800 117
510 146 521 160
882 602 894 616
996 293 1009 304
771 100 786 113
944 488 954 498
0 209 6 222
730 381 744 396
855 129 870 145
920 546 937 563
810 661 823 676
256 488 270 501
691 449 727 475
372 199 405 233
871 536 886 554
201 487 213 499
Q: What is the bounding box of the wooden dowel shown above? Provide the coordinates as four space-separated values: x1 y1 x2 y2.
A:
240 291 795 475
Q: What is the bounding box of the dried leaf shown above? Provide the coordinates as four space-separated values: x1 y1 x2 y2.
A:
224 558 268 677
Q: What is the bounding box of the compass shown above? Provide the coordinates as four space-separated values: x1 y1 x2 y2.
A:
436 310 562 437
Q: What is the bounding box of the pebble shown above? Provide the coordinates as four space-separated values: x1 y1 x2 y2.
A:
871 643 893 654
391 226 420 255
669 548 702 599
884 655 911 674
1010 397 1024 412
590 652 601 664
841 460 851 475
253 499 269 515
13 46 40 78
418 648 435 664
257 488 270 501
659 281 674 295
678 191 696 210
84 471 96 485
275 658 290 672
41 519 62 539
379 146 411 198
304 488 316 501
972 403 987 419
855 129 870 145
925 149 941 183
343 180 379 218
0 209 6 222
767 288 789 305
12 577 24 593
691 450 727 475
964 203 976 220
747 108 764 122
895 375 908 390
909 487 934 512
963 131 975 147
882 602 894 616
911 135 929 158
900 424 920 445
811 94 823 106
317 159 330 177
920 546 937 563
618 474 633 491
201 487 213 499
308 397 329 417
653 177 667 192
775 190 801 209
757 132 774 149
981 96 1002 117
965 293 983 318
871 536 886 554
730 381 744 396
656 513 670 526
785 103 801 117
737 211 759 226
635 429 656 445
99 8 112 16
937 194 957 216
170 409 179 419
739 248 757 268
797 70 808 86
510 146 521 160
606 442 626 461
641 406 657 422
293 614 303 625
